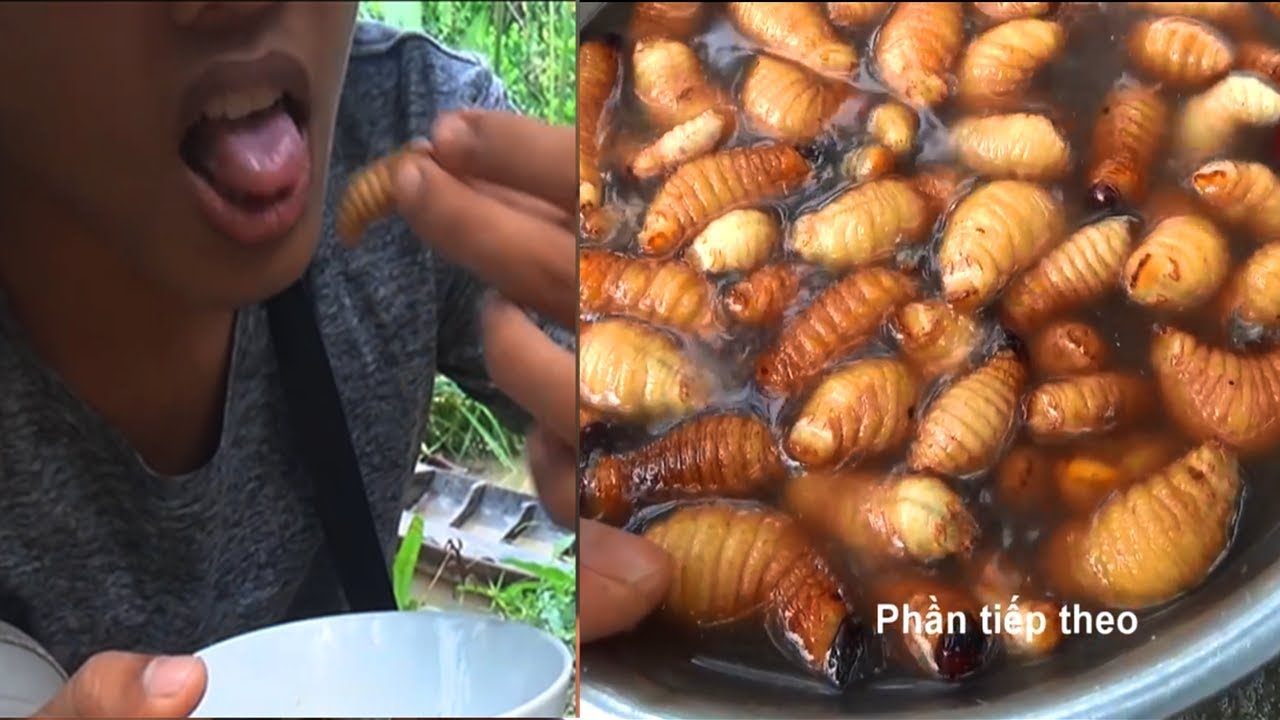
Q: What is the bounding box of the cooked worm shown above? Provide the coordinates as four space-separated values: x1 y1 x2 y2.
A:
578 250 719 336
867 101 920 157
1151 325 1280 454
1024 372 1152 443
632 38 724 130
790 178 931 272
971 2 1056 22
1028 320 1109 378
1189 160 1280 244
336 150 406 244
950 113 1072 181
892 300 982 381
1122 214 1230 312
1127 2 1255 35
786 358 920 468
639 144 811 256
741 54 851 142
582 413 786 524
1085 81 1169 208
686 208 780 274
869 574 992 680
579 318 711 423
1043 441 1241 609
1174 72 1280 165
874 2 966 108
629 108 732 180
1127 16 1234 88
1219 243 1280 331
630 2 707 39
939 180 1066 312
908 350 1027 478
968 549 1063 657
723 263 810 326
641 502 863 688
755 267 919 395
1238 41 1280 85
827 2 891 27
957 18 1067 110
843 144 897 183
994 445 1055 516
785 471 979 563
1052 431 1182 514
579 41 618 221
999 215 1138 333
912 164 969 221
728 2 859 77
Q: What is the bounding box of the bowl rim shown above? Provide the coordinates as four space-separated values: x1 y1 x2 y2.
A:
574 3 1280 717
194 608 573 718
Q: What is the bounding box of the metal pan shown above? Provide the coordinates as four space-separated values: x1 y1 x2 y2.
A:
575 3 1280 717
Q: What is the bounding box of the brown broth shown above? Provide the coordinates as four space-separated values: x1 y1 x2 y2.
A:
580 1 1280 704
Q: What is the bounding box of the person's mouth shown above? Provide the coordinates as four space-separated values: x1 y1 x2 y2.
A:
178 51 313 247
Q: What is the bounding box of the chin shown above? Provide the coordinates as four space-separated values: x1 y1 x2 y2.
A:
165 213 324 311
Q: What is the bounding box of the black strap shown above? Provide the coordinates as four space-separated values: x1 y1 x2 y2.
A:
265 280 397 612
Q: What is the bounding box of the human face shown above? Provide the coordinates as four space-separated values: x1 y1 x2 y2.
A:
0 2 358 309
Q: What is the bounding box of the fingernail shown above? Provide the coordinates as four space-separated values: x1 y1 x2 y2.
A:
393 155 425 203
405 136 434 156
433 113 474 157
580 521 671 587
142 656 200 699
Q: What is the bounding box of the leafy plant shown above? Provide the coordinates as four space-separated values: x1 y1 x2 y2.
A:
392 514 426 611
357 1 576 125
423 374 523 476
457 557 577 646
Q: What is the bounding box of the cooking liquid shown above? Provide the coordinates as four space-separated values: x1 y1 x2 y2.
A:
580 2 1280 707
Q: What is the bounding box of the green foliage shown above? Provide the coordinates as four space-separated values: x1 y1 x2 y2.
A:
423 374 523 476
457 557 577 646
392 514 426 611
358 1 576 124
392 513 577 647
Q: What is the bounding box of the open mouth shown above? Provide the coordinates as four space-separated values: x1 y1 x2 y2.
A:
180 93 309 212
178 53 314 246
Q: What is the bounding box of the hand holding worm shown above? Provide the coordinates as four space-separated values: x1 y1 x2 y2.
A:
354 111 669 642
337 110 576 330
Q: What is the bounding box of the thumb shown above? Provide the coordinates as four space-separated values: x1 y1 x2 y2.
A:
35 652 206 718
579 519 673 643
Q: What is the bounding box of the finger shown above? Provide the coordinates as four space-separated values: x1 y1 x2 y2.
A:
466 178 573 230
526 423 575 528
430 110 577 214
403 137 571 229
481 293 575 446
393 153 576 329
579 520 673 643
36 652 206 718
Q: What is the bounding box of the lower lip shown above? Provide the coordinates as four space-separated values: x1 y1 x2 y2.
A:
184 132 312 248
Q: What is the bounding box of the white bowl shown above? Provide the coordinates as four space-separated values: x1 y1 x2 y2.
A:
192 610 573 718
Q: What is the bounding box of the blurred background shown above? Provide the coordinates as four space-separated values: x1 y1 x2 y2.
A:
355 3 577 715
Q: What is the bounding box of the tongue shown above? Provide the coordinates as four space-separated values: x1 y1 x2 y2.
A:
195 106 306 199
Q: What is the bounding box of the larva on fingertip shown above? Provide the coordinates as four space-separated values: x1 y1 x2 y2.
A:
337 142 435 246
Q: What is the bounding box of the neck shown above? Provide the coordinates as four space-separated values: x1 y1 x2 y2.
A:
0 188 235 475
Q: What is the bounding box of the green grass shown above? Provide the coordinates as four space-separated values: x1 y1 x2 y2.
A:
358 1 576 125
422 375 526 487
